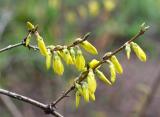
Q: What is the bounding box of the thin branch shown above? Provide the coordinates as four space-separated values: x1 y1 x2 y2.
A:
0 32 90 53
50 28 148 108
0 42 23 53
0 88 63 117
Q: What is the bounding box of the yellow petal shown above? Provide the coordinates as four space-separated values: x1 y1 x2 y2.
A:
95 69 112 86
36 35 48 56
75 91 80 108
125 43 131 59
110 55 123 74
131 42 147 62
69 47 76 63
75 49 85 71
82 83 89 102
60 48 73 64
87 69 97 93
108 60 116 83
80 40 98 55
26 21 35 30
75 83 83 95
53 52 64 75
25 34 31 46
89 92 95 101
89 59 100 69
46 50 52 69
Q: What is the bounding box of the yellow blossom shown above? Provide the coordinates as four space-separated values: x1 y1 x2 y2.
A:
75 91 81 108
89 92 95 101
60 48 73 64
26 21 35 30
108 60 116 83
80 40 98 55
25 34 31 46
75 83 83 95
69 47 76 63
75 48 85 71
110 55 123 74
52 52 64 75
82 83 89 102
131 42 147 62
36 34 48 56
89 59 100 69
95 69 112 85
125 43 131 59
87 69 97 94
46 49 52 69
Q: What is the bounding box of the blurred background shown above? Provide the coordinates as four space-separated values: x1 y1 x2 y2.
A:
0 0 160 117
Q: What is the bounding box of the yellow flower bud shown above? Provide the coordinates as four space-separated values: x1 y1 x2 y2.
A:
82 83 89 102
52 52 64 75
25 34 31 46
125 43 131 59
75 91 81 108
69 47 76 63
131 42 147 62
26 21 35 30
75 83 83 95
36 34 48 56
89 59 100 69
75 48 85 71
80 40 98 55
89 92 95 101
46 49 52 69
88 0 99 16
87 69 97 93
60 48 73 64
110 55 123 74
95 69 112 86
108 60 116 83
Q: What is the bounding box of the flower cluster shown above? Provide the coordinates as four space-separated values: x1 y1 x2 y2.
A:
74 40 147 108
26 22 98 75
26 21 147 109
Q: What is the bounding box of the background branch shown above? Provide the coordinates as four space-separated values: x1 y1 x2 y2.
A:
0 88 63 117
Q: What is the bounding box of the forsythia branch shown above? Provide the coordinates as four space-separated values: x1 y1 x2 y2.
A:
0 32 90 53
49 26 148 108
0 22 149 116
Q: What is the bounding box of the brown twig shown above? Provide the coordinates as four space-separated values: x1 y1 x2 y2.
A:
49 28 148 108
0 88 63 117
